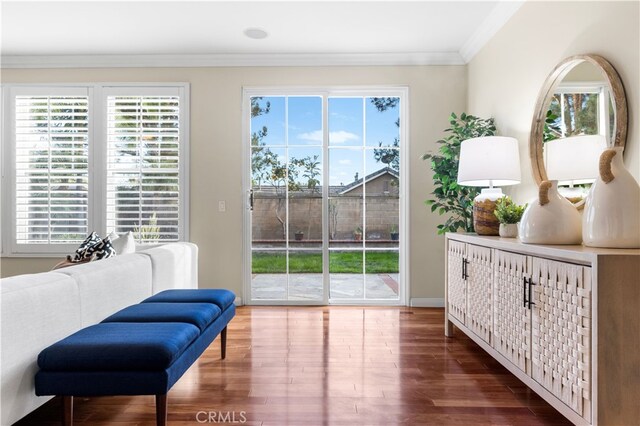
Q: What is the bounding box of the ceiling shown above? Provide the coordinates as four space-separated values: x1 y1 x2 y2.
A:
0 1 523 68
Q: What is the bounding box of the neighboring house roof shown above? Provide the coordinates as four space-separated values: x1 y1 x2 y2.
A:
338 167 399 195
253 167 398 195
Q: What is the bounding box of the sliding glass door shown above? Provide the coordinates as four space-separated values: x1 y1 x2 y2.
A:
244 88 406 305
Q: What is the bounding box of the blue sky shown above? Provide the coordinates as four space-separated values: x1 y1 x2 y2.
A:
251 96 399 186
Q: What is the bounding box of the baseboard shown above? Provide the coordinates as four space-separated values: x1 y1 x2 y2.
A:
410 298 444 308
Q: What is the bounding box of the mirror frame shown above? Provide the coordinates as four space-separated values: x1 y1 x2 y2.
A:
529 54 628 186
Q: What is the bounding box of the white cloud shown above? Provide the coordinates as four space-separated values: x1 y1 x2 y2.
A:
297 130 322 142
338 159 352 165
329 130 359 144
296 130 359 144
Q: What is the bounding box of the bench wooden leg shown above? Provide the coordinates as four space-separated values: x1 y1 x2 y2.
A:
156 394 167 426
221 326 227 359
62 395 73 426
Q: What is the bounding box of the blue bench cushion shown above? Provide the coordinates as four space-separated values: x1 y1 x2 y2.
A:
142 289 235 311
102 302 221 332
38 322 199 372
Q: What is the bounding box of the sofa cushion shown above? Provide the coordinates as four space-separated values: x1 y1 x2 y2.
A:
57 253 152 326
102 302 221 332
38 322 199 372
138 243 198 292
142 289 235 311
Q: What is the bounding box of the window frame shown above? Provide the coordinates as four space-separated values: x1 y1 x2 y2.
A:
1 83 190 257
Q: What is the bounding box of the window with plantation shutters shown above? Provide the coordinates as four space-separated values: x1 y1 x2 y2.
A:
14 90 90 246
106 93 181 243
2 84 189 255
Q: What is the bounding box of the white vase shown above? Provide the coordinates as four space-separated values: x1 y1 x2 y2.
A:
583 147 640 248
499 223 518 238
519 180 582 245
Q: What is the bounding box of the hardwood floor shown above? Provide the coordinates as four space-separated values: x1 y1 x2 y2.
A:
17 306 570 425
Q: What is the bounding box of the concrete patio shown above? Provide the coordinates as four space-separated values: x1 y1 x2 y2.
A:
251 273 399 301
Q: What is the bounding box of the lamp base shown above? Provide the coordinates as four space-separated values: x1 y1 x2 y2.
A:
473 188 503 236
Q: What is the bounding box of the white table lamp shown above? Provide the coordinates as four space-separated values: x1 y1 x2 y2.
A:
545 135 606 200
458 136 521 235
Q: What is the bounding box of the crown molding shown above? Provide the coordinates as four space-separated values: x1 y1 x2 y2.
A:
459 0 525 63
0 52 465 69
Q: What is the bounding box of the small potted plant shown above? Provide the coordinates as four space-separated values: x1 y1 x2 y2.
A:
494 196 527 238
353 226 363 241
390 224 399 241
294 231 304 241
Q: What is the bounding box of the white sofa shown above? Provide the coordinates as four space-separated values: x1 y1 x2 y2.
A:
0 242 198 425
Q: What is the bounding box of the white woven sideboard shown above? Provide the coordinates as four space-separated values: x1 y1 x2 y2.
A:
444 233 640 426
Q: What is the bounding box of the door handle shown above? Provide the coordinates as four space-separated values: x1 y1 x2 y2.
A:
249 189 254 211
461 258 468 280
528 278 536 309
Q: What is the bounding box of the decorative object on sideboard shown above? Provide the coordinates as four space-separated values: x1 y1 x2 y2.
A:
422 112 496 234
545 135 606 203
529 54 628 209
493 196 527 238
583 147 640 248
457 136 521 236
519 180 582 245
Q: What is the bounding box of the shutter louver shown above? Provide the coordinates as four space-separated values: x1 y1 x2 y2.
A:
15 95 89 244
106 95 181 243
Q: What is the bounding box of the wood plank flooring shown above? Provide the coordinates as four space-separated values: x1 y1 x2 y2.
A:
16 306 570 425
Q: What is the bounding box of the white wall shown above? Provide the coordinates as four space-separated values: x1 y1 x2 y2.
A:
468 0 639 204
0 65 467 302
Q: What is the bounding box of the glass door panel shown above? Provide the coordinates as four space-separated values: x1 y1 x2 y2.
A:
247 92 403 305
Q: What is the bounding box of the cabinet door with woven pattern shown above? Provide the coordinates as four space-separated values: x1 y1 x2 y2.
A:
531 258 592 421
492 249 531 374
465 244 492 343
447 240 466 323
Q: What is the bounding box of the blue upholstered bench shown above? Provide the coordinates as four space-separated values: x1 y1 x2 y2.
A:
35 289 235 426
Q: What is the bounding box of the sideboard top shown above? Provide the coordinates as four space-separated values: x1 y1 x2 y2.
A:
446 233 640 264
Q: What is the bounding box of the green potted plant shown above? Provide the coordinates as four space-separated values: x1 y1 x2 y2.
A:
422 112 496 234
294 230 304 241
389 224 399 241
353 226 363 241
494 196 527 238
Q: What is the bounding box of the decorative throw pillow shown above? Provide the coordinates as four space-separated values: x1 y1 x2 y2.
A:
87 236 117 260
73 232 102 262
109 231 136 255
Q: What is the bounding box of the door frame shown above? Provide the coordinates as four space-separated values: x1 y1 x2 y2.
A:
241 86 409 306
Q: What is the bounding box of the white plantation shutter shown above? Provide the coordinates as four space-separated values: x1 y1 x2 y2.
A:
14 91 90 245
106 91 182 243
3 84 188 255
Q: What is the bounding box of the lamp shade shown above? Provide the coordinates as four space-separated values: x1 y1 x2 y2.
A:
457 136 521 187
545 135 606 184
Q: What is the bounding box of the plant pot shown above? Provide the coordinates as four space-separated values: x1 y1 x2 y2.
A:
294 232 304 241
390 232 399 241
499 223 518 238
583 147 640 248
354 233 362 241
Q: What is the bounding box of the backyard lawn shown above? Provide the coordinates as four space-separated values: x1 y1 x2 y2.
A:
252 251 399 274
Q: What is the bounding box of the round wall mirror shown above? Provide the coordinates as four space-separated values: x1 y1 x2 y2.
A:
529 54 628 205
